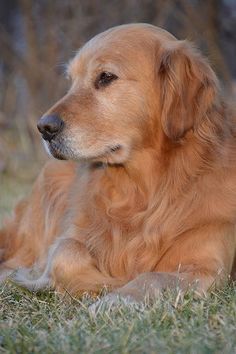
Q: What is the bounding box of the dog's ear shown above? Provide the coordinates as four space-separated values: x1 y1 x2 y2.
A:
158 41 219 140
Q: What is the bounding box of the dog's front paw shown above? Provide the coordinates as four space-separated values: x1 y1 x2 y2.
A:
10 267 51 291
89 293 140 317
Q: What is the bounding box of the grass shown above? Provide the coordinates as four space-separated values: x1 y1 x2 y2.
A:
0 174 236 354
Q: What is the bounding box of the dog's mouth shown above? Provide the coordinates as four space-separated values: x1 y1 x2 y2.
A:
44 139 124 163
43 140 67 160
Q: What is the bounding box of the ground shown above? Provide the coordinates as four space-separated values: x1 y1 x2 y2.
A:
0 174 236 354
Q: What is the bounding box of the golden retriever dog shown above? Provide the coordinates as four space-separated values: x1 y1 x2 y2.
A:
0 24 236 305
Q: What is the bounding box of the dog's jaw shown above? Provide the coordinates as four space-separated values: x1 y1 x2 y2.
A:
42 137 131 165
43 139 67 160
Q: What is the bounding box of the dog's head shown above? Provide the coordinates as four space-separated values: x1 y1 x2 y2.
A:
38 24 218 163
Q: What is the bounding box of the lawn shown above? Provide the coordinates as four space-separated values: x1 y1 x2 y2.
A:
0 175 236 354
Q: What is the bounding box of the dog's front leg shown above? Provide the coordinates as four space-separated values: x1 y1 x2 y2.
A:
12 237 117 294
89 271 189 314
111 271 187 301
50 238 123 294
89 268 225 315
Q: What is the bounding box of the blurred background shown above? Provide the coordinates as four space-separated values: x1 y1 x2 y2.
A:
0 0 236 181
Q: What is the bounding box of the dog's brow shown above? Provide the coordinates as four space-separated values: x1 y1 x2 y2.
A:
66 52 86 79
66 60 79 80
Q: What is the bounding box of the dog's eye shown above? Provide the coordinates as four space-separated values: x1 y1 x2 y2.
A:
95 72 118 89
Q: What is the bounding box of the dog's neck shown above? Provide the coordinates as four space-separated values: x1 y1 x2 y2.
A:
79 103 236 223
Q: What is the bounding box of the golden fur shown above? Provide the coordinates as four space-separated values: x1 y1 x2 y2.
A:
1 24 236 302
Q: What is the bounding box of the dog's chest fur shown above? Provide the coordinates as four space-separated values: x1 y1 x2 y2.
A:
59 147 236 281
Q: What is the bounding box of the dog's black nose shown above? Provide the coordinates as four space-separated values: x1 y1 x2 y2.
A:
37 114 64 141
